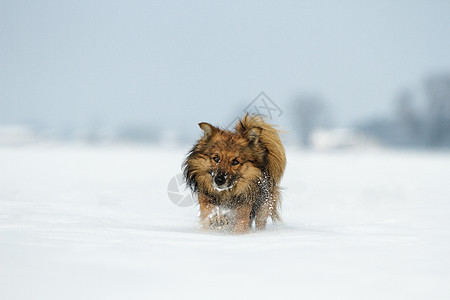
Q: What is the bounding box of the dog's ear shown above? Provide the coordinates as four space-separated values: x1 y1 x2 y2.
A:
198 122 217 138
245 127 262 143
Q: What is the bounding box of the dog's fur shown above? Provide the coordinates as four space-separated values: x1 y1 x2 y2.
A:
183 114 286 234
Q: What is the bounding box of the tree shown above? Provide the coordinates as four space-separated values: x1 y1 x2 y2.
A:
394 90 422 146
425 74 450 146
290 95 329 148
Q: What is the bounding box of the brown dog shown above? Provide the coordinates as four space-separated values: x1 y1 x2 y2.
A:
183 114 286 234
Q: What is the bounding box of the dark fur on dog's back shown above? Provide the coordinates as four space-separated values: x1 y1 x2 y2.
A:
183 114 286 233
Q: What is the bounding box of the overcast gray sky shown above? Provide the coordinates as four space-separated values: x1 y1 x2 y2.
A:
1 0 450 135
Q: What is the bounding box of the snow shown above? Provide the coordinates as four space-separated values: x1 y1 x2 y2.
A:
1 145 449 299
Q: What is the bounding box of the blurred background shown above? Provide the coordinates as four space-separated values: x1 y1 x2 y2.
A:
1 0 450 149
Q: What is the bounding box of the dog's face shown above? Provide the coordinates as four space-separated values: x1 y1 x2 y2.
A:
184 122 266 196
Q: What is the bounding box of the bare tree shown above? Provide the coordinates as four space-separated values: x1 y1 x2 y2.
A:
394 90 422 146
425 74 450 146
290 95 328 148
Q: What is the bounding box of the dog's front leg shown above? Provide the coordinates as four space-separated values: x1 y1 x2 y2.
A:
232 204 253 234
198 193 216 230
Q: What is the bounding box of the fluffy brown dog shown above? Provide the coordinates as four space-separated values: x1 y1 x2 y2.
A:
183 114 286 234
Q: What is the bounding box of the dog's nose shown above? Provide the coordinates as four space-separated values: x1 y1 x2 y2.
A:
214 174 226 186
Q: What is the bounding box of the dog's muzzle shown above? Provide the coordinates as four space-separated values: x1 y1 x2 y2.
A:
212 172 233 191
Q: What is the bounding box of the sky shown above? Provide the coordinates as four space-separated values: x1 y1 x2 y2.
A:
1 0 450 137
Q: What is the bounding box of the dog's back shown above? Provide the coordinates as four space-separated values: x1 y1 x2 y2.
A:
235 114 286 184
235 114 286 224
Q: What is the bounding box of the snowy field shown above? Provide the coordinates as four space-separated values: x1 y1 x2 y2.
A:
1 145 450 299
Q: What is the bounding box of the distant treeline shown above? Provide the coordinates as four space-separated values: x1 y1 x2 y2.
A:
356 73 450 148
290 73 450 148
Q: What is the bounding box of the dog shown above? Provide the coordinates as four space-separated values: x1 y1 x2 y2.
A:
183 114 286 234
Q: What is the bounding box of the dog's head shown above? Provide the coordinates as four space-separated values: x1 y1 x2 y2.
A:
184 122 266 196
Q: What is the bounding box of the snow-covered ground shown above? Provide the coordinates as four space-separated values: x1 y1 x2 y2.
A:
1 145 449 299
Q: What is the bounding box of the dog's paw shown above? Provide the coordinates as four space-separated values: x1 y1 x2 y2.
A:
210 213 229 230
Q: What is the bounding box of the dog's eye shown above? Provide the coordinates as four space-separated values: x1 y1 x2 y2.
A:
212 156 220 163
231 159 240 166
